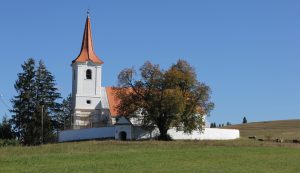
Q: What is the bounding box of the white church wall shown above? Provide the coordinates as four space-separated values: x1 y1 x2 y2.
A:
168 128 240 140
59 126 239 142
75 63 102 96
74 95 102 110
59 127 115 142
133 127 159 140
95 66 102 96
115 125 133 140
72 62 102 111
100 87 110 109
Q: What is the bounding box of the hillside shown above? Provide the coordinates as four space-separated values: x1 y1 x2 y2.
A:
223 119 300 140
0 140 300 173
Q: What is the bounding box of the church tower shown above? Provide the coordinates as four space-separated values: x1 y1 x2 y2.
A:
72 15 109 129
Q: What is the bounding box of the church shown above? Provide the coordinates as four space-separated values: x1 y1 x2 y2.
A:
59 15 240 142
71 14 120 129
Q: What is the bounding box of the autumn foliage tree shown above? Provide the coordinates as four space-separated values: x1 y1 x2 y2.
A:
114 60 214 140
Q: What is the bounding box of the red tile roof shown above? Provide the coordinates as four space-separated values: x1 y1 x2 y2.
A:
72 16 104 65
105 87 119 117
105 87 134 117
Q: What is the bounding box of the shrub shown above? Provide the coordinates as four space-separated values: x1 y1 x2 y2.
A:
0 139 20 147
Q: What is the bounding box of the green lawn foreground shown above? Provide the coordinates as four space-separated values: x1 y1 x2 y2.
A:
0 140 300 173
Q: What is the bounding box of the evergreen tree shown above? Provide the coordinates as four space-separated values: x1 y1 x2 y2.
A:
54 94 72 131
0 116 15 139
11 59 61 145
243 116 247 124
35 60 61 143
210 122 217 128
10 58 36 144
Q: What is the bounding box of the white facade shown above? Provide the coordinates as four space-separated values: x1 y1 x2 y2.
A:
72 62 102 109
59 125 240 142
59 127 115 142
60 117 135 142
72 61 111 128
168 128 240 140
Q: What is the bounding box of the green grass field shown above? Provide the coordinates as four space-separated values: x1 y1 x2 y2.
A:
1 140 300 173
223 119 300 140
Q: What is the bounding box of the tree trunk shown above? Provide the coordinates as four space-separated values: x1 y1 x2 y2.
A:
157 122 171 141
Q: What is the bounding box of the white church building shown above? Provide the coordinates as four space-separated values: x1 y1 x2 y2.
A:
59 15 239 142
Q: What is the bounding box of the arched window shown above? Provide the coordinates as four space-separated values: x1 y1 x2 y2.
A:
86 69 92 79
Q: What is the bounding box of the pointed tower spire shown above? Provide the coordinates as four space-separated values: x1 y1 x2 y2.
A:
72 14 103 64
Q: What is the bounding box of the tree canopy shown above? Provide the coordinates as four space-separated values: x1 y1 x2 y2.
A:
54 94 72 130
114 60 214 140
0 116 15 139
10 58 61 145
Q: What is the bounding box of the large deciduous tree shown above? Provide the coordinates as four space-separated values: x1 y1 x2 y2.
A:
115 60 214 140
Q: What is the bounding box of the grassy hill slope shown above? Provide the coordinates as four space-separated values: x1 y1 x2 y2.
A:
223 119 300 140
0 140 300 173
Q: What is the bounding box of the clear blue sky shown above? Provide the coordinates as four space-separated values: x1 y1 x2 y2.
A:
0 0 299 124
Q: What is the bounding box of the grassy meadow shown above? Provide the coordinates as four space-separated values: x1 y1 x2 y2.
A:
223 119 300 140
1 140 300 173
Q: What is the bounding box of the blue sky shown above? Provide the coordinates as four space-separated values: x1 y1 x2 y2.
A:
0 0 299 124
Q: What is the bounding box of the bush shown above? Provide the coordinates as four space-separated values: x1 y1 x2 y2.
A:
0 139 20 147
265 134 273 141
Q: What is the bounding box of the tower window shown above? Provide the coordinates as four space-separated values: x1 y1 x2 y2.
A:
86 69 92 79
86 100 91 104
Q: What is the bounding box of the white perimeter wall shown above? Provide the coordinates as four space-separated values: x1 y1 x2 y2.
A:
59 127 114 142
59 127 240 142
168 128 240 140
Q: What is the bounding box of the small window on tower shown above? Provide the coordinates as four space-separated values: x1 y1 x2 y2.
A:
86 69 92 79
86 100 91 104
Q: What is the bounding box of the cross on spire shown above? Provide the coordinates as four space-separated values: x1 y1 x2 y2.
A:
87 9 90 17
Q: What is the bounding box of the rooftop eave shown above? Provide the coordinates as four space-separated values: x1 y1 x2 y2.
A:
72 59 104 65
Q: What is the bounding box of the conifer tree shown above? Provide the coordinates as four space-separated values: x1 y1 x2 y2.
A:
54 94 72 130
11 59 61 145
0 116 15 139
35 60 61 143
243 116 248 124
10 58 36 144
